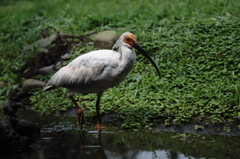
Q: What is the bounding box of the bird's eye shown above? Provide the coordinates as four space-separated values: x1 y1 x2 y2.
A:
126 38 131 42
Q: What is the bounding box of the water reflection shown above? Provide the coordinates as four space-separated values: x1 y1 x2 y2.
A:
30 128 240 159
1 108 240 159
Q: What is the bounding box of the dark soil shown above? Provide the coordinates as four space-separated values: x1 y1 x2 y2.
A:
24 26 97 77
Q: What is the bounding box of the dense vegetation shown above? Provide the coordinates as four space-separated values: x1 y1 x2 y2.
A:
0 0 240 129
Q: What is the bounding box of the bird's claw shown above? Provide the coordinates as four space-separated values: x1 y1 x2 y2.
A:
95 124 105 130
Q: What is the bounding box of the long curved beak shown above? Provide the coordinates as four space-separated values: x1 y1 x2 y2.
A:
133 40 161 77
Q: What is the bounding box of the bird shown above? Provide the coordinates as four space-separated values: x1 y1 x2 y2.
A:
43 32 160 130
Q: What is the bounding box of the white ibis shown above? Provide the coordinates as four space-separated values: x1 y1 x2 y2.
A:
43 32 160 130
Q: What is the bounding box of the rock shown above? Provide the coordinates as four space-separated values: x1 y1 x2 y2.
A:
23 34 57 53
2 85 24 136
93 31 119 49
22 79 46 93
0 85 40 155
60 52 72 60
38 48 49 54
0 81 5 89
38 61 64 76
38 65 55 76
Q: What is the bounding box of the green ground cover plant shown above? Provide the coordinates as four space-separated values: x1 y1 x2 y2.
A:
0 0 240 129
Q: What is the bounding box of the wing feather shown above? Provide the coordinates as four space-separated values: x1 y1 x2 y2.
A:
44 50 120 93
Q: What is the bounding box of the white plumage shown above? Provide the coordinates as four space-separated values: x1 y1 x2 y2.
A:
43 32 160 130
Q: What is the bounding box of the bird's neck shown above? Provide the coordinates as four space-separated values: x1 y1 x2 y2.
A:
118 45 136 73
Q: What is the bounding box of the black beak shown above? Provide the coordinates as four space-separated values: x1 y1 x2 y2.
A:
133 40 161 77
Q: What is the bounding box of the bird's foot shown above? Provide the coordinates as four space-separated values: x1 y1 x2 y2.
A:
95 124 105 130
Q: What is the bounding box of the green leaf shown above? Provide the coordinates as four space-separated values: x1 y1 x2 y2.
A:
112 87 121 100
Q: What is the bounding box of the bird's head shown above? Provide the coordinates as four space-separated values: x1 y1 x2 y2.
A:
122 32 161 77
123 32 136 48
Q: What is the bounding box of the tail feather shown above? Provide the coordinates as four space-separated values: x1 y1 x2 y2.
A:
43 85 56 91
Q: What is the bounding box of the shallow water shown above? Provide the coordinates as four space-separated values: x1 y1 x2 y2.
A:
1 107 240 159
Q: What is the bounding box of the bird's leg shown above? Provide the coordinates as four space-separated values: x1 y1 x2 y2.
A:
95 92 104 130
69 96 84 130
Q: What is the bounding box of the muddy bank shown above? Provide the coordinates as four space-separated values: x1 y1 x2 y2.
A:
154 121 240 136
45 105 240 136
1 107 240 159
